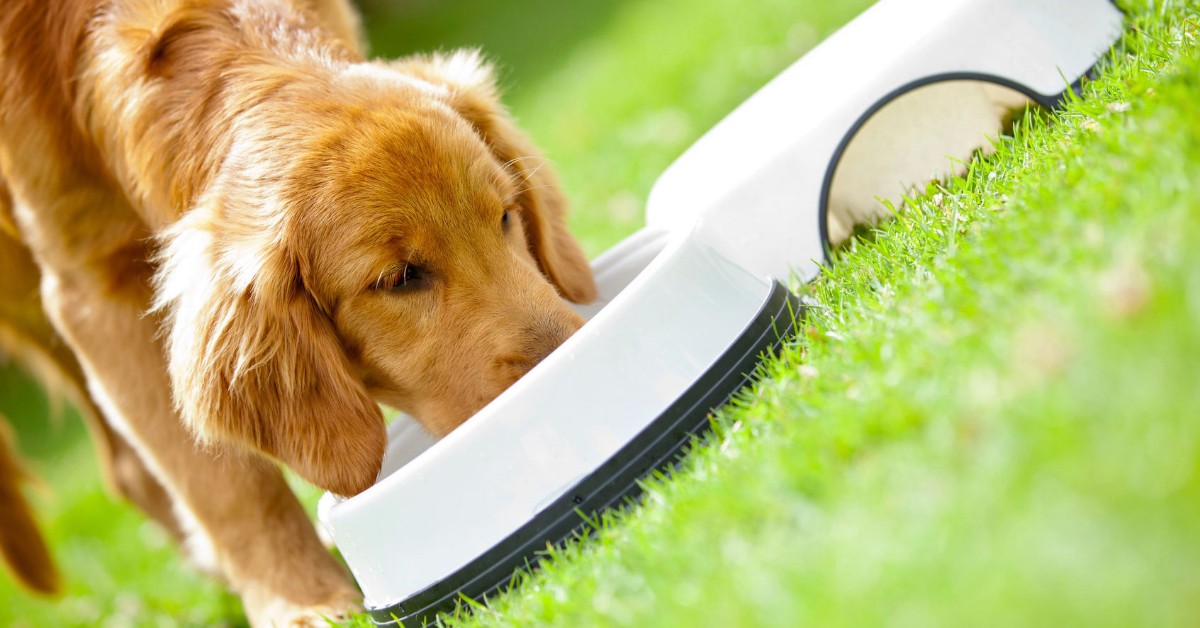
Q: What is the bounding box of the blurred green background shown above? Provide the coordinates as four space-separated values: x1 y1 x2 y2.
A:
0 0 874 624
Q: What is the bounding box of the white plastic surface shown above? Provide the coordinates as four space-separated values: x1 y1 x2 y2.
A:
318 0 1123 613
646 0 1122 282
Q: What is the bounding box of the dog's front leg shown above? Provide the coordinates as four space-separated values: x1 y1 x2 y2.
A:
13 188 360 626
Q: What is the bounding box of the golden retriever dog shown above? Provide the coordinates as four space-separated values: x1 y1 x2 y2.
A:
0 0 596 624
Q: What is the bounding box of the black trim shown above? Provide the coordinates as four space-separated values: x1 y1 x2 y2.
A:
818 72 1058 267
817 21 1124 266
368 282 801 627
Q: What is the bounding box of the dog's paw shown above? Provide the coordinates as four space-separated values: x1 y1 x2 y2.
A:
244 588 363 627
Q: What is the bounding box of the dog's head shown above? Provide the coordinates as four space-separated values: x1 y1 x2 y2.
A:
157 52 595 496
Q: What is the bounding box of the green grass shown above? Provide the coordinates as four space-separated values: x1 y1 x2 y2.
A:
3 0 1199 626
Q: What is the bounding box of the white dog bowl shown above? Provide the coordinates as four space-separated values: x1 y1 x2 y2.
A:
319 0 1123 624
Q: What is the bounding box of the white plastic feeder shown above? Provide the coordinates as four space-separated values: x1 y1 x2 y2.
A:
318 0 1123 624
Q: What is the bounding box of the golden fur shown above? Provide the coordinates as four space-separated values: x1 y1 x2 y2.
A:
0 0 596 624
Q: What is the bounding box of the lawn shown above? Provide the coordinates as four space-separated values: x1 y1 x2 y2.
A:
2 0 1198 626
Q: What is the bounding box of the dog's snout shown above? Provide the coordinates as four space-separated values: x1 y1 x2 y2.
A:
492 313 582 383
525 316 578 366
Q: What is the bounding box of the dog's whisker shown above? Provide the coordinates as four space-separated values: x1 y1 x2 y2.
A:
520 161 546 183
502 156 547 186
501 168 525 188
513 183 553 197
502 155 542 167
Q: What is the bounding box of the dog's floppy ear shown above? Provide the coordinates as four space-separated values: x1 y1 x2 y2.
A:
482 112 598 304
154 201 385 497
393 51 597 304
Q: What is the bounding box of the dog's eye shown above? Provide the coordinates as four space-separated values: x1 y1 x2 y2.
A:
375 263 426 293
501 210 510 228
